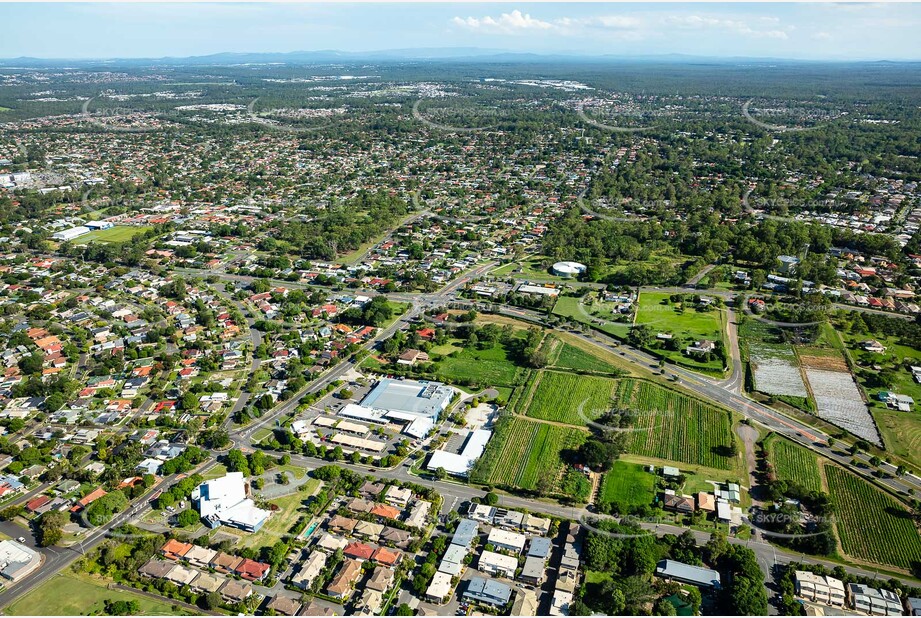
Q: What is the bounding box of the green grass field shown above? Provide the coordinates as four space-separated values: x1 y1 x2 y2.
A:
635 291 725 372
436 342 525 388
825 464 921 570
471 416 586 493
618 379 737 470
549 338 622 375
598 460 657 510
767 437 823 492
75 225 153 244
520 370 618 425
552 295 632 339
5 571 187 616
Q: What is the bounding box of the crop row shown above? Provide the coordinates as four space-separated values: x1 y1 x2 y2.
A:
825 465 921 570
473 417 586 492
619 379 735 470
770 439 822 492
523 371 618 425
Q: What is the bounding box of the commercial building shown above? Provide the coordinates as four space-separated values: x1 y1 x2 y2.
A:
0 540 41 582
426 428 492 477
191 472 270 532
342 379 454 435
52 226 91 242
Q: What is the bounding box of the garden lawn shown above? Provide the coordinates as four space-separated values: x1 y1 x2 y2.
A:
552 295 632 339
237 481 319 550
5 571 186 616
825 464 921 570
598 460 656 510
635 291 725 372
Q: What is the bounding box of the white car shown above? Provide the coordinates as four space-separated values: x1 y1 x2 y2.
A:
16 537 25 544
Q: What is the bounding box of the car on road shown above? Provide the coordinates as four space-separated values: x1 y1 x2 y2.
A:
16 537 25 544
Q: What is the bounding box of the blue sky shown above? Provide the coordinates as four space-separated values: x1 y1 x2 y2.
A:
1 3 918 61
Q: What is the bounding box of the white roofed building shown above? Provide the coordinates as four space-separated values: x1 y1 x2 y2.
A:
191 472 270 532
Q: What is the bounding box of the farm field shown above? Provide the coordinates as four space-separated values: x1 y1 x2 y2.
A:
825 464 921 571
749 342 809 398
546 336 621 375
435 341 524 388
598 460 657 511
634 291 726 373
521 371 618 425
5 571 188 616
804 366 881 445
471 416 586 493
618 379 737 470
837 326 921 466
75 225 153 244
767 436 823 492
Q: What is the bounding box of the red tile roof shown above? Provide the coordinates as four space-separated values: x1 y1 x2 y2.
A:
236 558 270 581
344 542 375 561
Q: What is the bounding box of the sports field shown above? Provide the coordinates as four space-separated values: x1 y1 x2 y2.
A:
76 225 153 244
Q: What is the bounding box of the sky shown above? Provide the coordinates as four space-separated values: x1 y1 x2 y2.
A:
0 2 918 61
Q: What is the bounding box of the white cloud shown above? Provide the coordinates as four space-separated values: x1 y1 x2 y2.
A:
451 10 554 35
452 10 645 38
812 31 833 41
664 14 791 39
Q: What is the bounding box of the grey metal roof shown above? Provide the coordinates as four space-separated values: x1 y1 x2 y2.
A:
452 518 478 548
655 559 721 588
464 577 512 605
528 537 552 558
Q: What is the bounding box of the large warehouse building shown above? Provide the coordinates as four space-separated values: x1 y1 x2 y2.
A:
339 378 454 438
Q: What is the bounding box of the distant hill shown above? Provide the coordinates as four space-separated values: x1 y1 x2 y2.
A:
2 48 918 68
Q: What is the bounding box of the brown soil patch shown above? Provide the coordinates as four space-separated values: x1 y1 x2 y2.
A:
799 354 849 372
